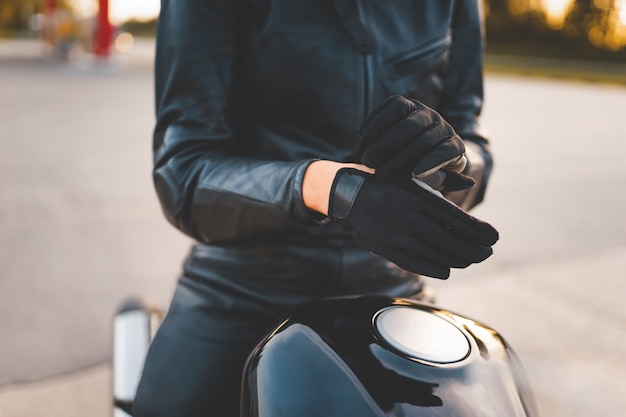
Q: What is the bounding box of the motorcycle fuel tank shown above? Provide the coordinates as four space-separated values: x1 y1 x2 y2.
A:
241 296 538 417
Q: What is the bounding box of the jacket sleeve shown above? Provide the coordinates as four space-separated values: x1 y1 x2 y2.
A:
152 0 316 244
439 0 493 209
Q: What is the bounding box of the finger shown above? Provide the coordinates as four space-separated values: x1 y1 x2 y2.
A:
402 259 450 279
411 133 465 176
427 201 499 246
417 170 446 191
403 214 494 265
443 155 467 173
397 180 499 245
426 200 499 246
375 126 462 180
398 235 473 269
359 96 417 142
362 110 437 169
416 155 465 178
440 171 475 192
388 250 451 279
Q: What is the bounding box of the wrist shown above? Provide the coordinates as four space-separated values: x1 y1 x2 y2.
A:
302 160 373 216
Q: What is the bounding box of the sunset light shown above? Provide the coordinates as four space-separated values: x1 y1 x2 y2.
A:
506 0 626 50
72 0 160 24
543 0 573 28
619 0 626 26
109 0 160 25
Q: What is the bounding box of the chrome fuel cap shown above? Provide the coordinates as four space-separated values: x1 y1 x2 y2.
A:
374 306 470 364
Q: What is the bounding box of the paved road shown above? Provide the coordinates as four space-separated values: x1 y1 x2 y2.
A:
1 39 625 417
0 40 191 382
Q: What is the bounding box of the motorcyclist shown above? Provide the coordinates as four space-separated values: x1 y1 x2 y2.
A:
133 1 498 416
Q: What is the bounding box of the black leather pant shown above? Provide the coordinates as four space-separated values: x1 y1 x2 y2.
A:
133 242 428 417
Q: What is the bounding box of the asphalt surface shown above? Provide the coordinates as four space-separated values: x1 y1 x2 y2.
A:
1 39 625 417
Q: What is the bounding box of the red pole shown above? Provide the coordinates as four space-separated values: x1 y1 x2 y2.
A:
43 0 56 46
45 0 56 15
94 0 112 58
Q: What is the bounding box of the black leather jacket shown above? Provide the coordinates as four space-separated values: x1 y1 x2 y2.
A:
153 0 491 246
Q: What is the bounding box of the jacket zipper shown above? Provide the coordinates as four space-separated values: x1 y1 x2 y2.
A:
363 54 373 118
355 0 373 119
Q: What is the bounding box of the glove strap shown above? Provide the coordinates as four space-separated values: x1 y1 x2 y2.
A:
329 169 366 220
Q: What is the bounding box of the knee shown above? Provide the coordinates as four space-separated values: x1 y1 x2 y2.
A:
131 354 242 417
131 378 170 417
132 379 207 417
132 380 238 417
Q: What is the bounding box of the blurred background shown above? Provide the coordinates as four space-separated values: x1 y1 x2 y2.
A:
0 1 625 416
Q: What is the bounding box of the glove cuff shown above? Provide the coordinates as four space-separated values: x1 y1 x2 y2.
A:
329 168 366 220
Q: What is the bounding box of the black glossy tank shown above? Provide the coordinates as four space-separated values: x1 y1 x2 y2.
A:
240 296 539 417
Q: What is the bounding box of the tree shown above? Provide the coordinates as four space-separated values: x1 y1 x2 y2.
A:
0 0 73 33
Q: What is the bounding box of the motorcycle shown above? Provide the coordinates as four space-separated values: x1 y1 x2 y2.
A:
112 294 539 416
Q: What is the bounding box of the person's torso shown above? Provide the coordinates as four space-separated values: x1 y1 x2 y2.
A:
239 0 456 162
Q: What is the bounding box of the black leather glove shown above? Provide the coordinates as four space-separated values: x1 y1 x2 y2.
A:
444 139 492 210
359 95 475 192
328 168 499 279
